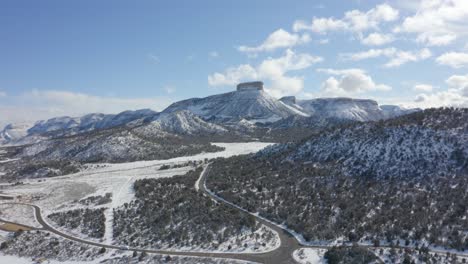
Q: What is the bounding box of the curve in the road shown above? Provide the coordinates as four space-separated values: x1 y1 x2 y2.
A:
4 164 466 263
0 162 303 264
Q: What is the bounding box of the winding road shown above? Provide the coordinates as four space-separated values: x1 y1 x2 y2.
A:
1 164 306 264
1 164 467 263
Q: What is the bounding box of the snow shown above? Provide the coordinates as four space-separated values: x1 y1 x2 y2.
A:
147 110 227 135
163 89 305 122
1 142 273 246
298 97 386 121
0 255 100 264
292 248 326 264
82 142 274 173
0 158 19 163
194 165 209 192
0 203 41 228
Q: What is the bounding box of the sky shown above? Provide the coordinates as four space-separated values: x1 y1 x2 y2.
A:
1 0 468 127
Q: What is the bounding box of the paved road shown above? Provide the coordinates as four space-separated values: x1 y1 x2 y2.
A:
0 163 308 264
1 202 277 264
197 164 304 264
3 164 466 263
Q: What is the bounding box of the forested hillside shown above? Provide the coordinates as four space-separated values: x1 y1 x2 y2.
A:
207 108 468 251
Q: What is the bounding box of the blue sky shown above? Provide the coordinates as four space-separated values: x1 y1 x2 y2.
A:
1 0 468 126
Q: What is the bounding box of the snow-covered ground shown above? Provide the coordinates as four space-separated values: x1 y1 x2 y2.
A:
292 248 326 264
78 142 274 174
0 142 273 246
0 203 41 228
0 255 103 264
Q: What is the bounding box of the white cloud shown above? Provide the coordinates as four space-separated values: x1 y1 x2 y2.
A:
342 47 398 60
413 90 468 107
344 4 399 32
436 52 468 68
293 18 348 34
361 33 395 46
413 84 434 92
238 29 311 54
294 3 399 34
208 49 323 97
385 48 432 67
317 68 391 96
341 47 432 67
411 73 468 108
0 90 172 127
446 73 468 96
0 91 6 97
208 64 258 87
396 0 468 46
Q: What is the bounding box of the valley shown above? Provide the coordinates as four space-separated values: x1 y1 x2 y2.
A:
0 85 466 264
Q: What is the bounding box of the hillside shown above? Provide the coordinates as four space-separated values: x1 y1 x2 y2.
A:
286 108 468 179
163 87 308 123
206 108 468 251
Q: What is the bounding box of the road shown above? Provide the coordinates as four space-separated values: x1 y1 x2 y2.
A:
2 164 467 263
197 164 305 264
1 163 307 264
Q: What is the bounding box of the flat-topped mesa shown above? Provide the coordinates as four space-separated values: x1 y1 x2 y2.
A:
236 81 263 92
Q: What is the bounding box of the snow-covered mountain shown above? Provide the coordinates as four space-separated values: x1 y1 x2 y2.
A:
0 122 33 144
28 109 158 135
279 96 419 122
1 109 159 145
1 82 422 147
163 82 308 123
380 104 421 119
16 110 230 163
297 97 384 121
134 110 227 136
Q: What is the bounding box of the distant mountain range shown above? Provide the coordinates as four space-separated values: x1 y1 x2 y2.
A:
0 82 419 146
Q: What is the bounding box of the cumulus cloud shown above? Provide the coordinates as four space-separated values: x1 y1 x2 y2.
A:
436 52 468 68
293 18 348 34
361 33 395 46
341 47 432 67
238 29 311 54
208 49 323 97
413 84 434 92
208 64 258 87
446 73 468 96
317 68 391 96
0 90 172 128
294 3 399 34
411 73 468 108
413 91 468 107
385 48 432 67
395 0 468 46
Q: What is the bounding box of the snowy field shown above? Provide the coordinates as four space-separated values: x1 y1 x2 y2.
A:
292 248 326 264
0 203 41 228
0 142 273 245
0 255 99 264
